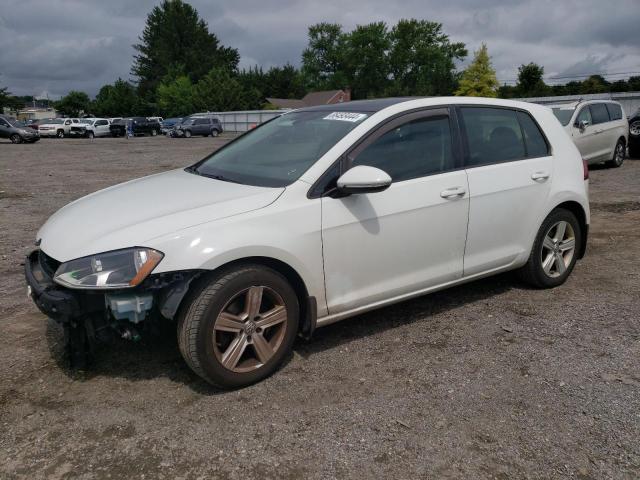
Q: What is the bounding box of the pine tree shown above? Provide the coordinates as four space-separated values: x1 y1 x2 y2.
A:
455 43 499 97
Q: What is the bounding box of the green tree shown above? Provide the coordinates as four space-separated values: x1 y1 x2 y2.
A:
343 22 391 99
0 86 9 110
387 19 467 96
92 79 139 117
455 43 498 97
194 68 261 111
301 23 348 90
264 64 306 99
132 0 239 99
156 75 196 117
579 75 608 94
516 62 548 97
55 91 90 116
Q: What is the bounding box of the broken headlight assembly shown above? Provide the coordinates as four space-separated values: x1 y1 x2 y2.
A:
53 247 164 289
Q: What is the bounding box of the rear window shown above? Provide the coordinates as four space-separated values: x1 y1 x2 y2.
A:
517 111 549 157
590 104 610 124
460 107 525 166
606 103 623 121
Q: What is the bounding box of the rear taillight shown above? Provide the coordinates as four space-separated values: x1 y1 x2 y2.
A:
583 159 589 180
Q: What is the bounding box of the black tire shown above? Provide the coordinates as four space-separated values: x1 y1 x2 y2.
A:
86 131 95 139
56 129 65 139
184 129 192 138
9 134 22 144
629 143 640 159
177 265 299 389
518 208 582 288
605 138 625 168
210 129 219 137
151 129 158 136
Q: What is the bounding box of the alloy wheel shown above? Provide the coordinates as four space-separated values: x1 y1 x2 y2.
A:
212 286 288 373
614 142 625 165
541 221 576 278
630 121 640 137
10 134 22 144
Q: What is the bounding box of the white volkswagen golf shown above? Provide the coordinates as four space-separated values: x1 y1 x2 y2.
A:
26 97 590 388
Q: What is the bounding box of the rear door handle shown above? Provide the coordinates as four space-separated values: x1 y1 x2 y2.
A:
440 186 466 199
531 171 550 181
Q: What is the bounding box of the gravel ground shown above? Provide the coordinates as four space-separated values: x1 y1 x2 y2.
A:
0 136 639 479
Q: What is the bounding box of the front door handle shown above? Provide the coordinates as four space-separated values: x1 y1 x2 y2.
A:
531 171 550 181
440 186 466 199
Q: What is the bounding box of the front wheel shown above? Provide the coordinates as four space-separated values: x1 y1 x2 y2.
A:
184 130 192 138
210 129 219 137
86 131 95 139
56 130 65 138
151 129 158 136
10 134 22 144
177 265 299 389
606 139 625 168
518 208 581 288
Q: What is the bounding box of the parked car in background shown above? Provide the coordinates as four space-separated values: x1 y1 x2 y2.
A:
628 108 640 158
69 118 112 138
0 115 40 143
161 117 183 134
38 118 85 138
550 100 628 167
172 115 223 138
109 117 161 137
26 97 589 388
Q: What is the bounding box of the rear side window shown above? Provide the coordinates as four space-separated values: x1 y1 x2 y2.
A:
460 107 525 165
590 104 610 124
516 111 549 157
606 103 623 121
353 115 454 182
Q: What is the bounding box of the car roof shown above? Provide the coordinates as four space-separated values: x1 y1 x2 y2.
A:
299 97 420 113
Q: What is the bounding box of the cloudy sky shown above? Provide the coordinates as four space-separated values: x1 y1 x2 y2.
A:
1 0 639 99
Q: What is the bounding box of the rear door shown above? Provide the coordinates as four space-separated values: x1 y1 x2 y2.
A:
321 107 470 313
588 103 614 161
459 106 553 276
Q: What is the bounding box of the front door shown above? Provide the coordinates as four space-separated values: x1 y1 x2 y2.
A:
571 106 599 163
321 108 469 314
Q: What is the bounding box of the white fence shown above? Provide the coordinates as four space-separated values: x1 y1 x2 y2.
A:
518 91 640 117
193 110 288 132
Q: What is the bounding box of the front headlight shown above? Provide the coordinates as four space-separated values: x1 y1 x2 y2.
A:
54 247 163 289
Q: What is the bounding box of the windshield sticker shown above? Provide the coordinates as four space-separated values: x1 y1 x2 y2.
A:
323 112 368 122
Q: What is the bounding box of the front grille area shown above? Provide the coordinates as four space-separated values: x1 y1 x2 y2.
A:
39 250 61 279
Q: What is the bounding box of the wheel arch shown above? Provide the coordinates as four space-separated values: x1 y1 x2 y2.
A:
171 256 317 339
553 200 588 259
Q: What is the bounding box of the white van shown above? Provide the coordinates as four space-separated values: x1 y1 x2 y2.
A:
550 100 628 167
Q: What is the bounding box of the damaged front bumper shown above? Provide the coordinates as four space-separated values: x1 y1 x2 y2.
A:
25 249 200 330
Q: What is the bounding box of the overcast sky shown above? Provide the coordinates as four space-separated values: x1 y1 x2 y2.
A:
1 0 639 99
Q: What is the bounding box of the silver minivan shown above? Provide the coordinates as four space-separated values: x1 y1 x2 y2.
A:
550 100 628 167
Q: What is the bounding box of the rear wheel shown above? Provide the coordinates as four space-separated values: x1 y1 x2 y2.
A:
177 265 299 389
606 139 625 168
518 208 581 288
9 134 22 144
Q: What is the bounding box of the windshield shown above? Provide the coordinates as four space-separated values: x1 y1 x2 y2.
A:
191 110 368 187
551 107 575 126
181 118 195 125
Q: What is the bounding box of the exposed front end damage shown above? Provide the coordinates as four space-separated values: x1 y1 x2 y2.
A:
25 249 201 367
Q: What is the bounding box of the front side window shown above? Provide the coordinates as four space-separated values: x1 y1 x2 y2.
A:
460 107 525 165
590 104 610 124
575 107 592 126
193 110 368 187
352 115 454 182
606 103 623 121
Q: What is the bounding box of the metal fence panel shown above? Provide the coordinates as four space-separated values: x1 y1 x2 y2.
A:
193 110 288 132
517 91 640 117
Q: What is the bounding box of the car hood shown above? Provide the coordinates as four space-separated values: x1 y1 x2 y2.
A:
38 169 284 262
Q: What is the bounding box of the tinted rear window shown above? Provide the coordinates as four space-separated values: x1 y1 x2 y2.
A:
606 103 623 121
517 111 549 157
460 107 526 165
590 104 610 124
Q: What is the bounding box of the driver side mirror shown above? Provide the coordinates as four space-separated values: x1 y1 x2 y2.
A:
336 165 392 195
577 119 590 132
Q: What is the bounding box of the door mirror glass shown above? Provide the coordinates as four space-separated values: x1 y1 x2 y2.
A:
577 119 590 131
337 165 392 195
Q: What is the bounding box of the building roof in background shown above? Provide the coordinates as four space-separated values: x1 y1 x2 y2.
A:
267 89 349 109
301 90 343 106
265 98 307 109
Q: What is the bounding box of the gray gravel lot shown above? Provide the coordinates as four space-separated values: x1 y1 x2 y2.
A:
1 136 639 479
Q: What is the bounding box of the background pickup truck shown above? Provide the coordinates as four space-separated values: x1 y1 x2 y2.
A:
109 117 161 137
